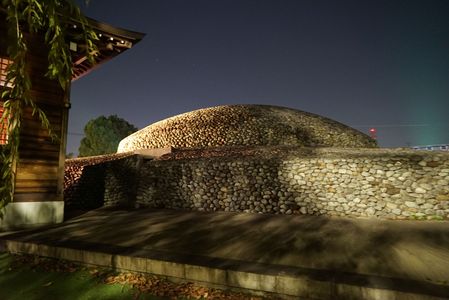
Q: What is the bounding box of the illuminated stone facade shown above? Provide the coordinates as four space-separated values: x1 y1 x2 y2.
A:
118 105 376 152
133 147 449 220
64 147 449 220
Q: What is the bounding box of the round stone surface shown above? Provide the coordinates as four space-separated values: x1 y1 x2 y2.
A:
117 104 376 152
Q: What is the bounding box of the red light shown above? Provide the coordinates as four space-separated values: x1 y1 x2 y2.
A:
369 128 377 140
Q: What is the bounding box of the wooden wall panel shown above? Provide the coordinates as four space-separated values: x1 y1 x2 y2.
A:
15 186 58 194
10 31 67 202
0 12 68 206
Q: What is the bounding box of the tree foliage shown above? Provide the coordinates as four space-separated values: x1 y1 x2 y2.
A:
78 115 137 157
0 0 97 215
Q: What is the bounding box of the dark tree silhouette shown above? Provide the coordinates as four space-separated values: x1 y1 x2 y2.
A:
79 115 137 157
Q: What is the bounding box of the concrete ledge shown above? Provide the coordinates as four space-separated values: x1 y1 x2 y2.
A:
2 239 448 300
185 264 227 285
275 274 333 299
0 201 64 231
113 254 146 273
133 147 173 158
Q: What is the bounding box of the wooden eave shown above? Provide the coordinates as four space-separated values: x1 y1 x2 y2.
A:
0 7 145 82
69 17 145 81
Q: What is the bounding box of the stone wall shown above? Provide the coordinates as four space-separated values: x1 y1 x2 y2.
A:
64 153 138 210
118 105 377 152
103 155 141 207
134 147 449 220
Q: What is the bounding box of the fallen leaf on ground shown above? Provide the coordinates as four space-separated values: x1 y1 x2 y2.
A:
42 281 53 287
11 253 278 300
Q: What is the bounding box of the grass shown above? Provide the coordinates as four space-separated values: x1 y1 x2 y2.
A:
0 252 265 300
0 252 162 300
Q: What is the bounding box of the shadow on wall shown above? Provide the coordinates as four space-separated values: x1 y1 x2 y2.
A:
63 147 449 220
103 156 141 208
64 154 140 216
137 154 312 214
64 164 106 211
134 147 449 220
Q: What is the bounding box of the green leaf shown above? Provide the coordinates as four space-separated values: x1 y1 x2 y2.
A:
0 0 100 212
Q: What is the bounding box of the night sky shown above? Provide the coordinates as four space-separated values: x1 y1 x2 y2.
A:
69 0 449 155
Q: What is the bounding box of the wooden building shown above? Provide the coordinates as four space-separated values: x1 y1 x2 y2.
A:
0 11 144 229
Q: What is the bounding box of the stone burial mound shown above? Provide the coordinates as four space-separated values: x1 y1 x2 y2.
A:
117 104 376 152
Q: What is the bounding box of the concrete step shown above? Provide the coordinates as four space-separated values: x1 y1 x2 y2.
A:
1 208 449 299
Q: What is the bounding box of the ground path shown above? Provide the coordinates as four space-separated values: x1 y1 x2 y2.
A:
1 208 449 299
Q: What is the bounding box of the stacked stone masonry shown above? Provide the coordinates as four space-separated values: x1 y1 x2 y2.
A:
65 104 447 220
118 105 377 152
131 147 449 220
64 153 138 210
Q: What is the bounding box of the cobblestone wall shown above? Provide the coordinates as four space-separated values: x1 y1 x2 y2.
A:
118 105 376 152
103 155 141 207
64 153 138 210
135 148 449 220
